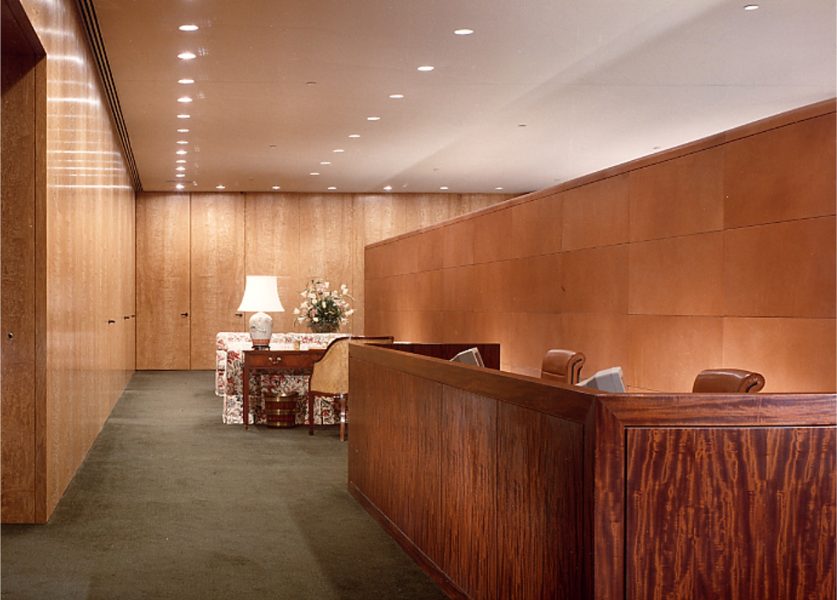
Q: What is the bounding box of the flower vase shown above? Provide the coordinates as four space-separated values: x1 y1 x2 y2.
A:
309 321 339 334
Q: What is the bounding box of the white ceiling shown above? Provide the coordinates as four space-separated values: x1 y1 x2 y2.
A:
92 0 836 194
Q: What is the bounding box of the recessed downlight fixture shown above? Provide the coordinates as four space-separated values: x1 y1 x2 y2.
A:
177 114 191 119
332 148 345 153
366 116 381 121
215 184 226 190
454 28 475 35
176 149 188 155
383 185 392 191
320 161 332 165
417 65 434 72
309 172 320 176
176 166 186 172
348 133 360 138
327 186 337 191
175 183 185 190
272 185 281 190
179 24 199 32
178 78 195 85
177 96 193 103
388 93 404 99
176 159 187 164
177 51 197 60
743 3 759 9
176 140 189 145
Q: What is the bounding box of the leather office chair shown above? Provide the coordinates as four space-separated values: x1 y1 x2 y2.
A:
307 336 394 440
541 349 585 385
692 369 765 393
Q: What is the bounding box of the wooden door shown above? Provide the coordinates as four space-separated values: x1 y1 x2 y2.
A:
136 193 190 369
190 193 245 369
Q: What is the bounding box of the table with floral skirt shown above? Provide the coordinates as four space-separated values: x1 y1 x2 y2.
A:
216 332 348 425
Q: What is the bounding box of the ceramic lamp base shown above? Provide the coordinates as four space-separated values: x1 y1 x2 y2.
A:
249 311 273 349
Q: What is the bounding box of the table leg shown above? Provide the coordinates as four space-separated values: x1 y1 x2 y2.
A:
243 364 250 430
308 392 314 435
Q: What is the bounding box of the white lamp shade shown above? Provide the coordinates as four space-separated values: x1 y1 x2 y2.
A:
237 275 285 312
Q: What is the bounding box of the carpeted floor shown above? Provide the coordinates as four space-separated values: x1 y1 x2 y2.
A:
0 371 445 600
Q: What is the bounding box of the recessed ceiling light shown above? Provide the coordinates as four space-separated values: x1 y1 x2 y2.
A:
454 28 475 36
176 149 188 155
517 123 527 127
327 186 337 191
417 65 434 72
272 185 281 190
215 184 226 190
177 51 197 60
439 186 449 190
176 159 186 164
178 24 199 32
332 148 345 153
310 172 320 176
176 140 189 145
176 166 186 172
495 187 504 191
383 185 392 191
388 93 404 99
743 4 759 9
175 183 185 190
366 116 381 121
176 173 186 178
177 96 193 103
177 114 191 119
348 134 360 138
178 78 195 85
320 161 332 165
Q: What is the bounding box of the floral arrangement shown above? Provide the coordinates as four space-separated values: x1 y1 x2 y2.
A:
293 278 354 333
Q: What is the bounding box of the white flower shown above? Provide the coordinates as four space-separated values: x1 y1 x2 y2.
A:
312 317 319 322
292 308 300 315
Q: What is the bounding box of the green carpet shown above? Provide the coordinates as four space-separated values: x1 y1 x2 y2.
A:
1 371 445 599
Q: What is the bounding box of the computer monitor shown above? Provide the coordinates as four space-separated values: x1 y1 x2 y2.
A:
450 347 485 368
578 366 625 393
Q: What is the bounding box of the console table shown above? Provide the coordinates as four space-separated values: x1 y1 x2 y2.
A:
242 349 325 430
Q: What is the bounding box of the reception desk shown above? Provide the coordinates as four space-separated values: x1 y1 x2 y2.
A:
347 343 836 599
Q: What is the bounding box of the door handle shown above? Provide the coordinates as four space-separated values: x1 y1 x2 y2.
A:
180 312 189 317
235 313 243 317
107 319 116 324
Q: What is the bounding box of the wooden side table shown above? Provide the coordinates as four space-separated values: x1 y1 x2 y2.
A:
242 349 325 430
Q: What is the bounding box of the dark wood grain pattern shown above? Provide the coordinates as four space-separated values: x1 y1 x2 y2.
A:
626 427 836 600
497 402 584 598
440 387 497 599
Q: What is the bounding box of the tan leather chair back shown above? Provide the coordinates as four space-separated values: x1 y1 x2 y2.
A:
309 336 394 394
541 349 585 385
692 369 765 393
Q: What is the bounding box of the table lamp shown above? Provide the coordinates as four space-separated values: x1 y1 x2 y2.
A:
238 275 285 349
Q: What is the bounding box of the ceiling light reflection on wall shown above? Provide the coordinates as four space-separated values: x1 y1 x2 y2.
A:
176 150 188 155
417 65 434 72
495 187 504 190
177 128 190 133
177 51 197 60
309 172 320 176
383 185 392 191
216 184 226 190
176 166 186 172
327 186 337 191
177 114 191 119
178 78 195 85
348 134 360 138
177 96 193 103
332 148 345 153
176 159 186 164
272 185 281 190
743 4 759 9
454 28 475 35
388 94 404 99
176 140 189 145
175 183 185 190
320 161 331 165
179 24 199 32
176 174 186 178
440 186 449 190
366 116 381 121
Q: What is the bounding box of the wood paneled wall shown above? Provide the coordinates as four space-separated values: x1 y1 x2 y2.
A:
349 343 836 599
1 0 137 522
136 192 508 369
365 101 837 393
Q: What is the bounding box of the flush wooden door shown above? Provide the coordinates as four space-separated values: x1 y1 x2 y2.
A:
189 193 245 369
136 193 191 369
